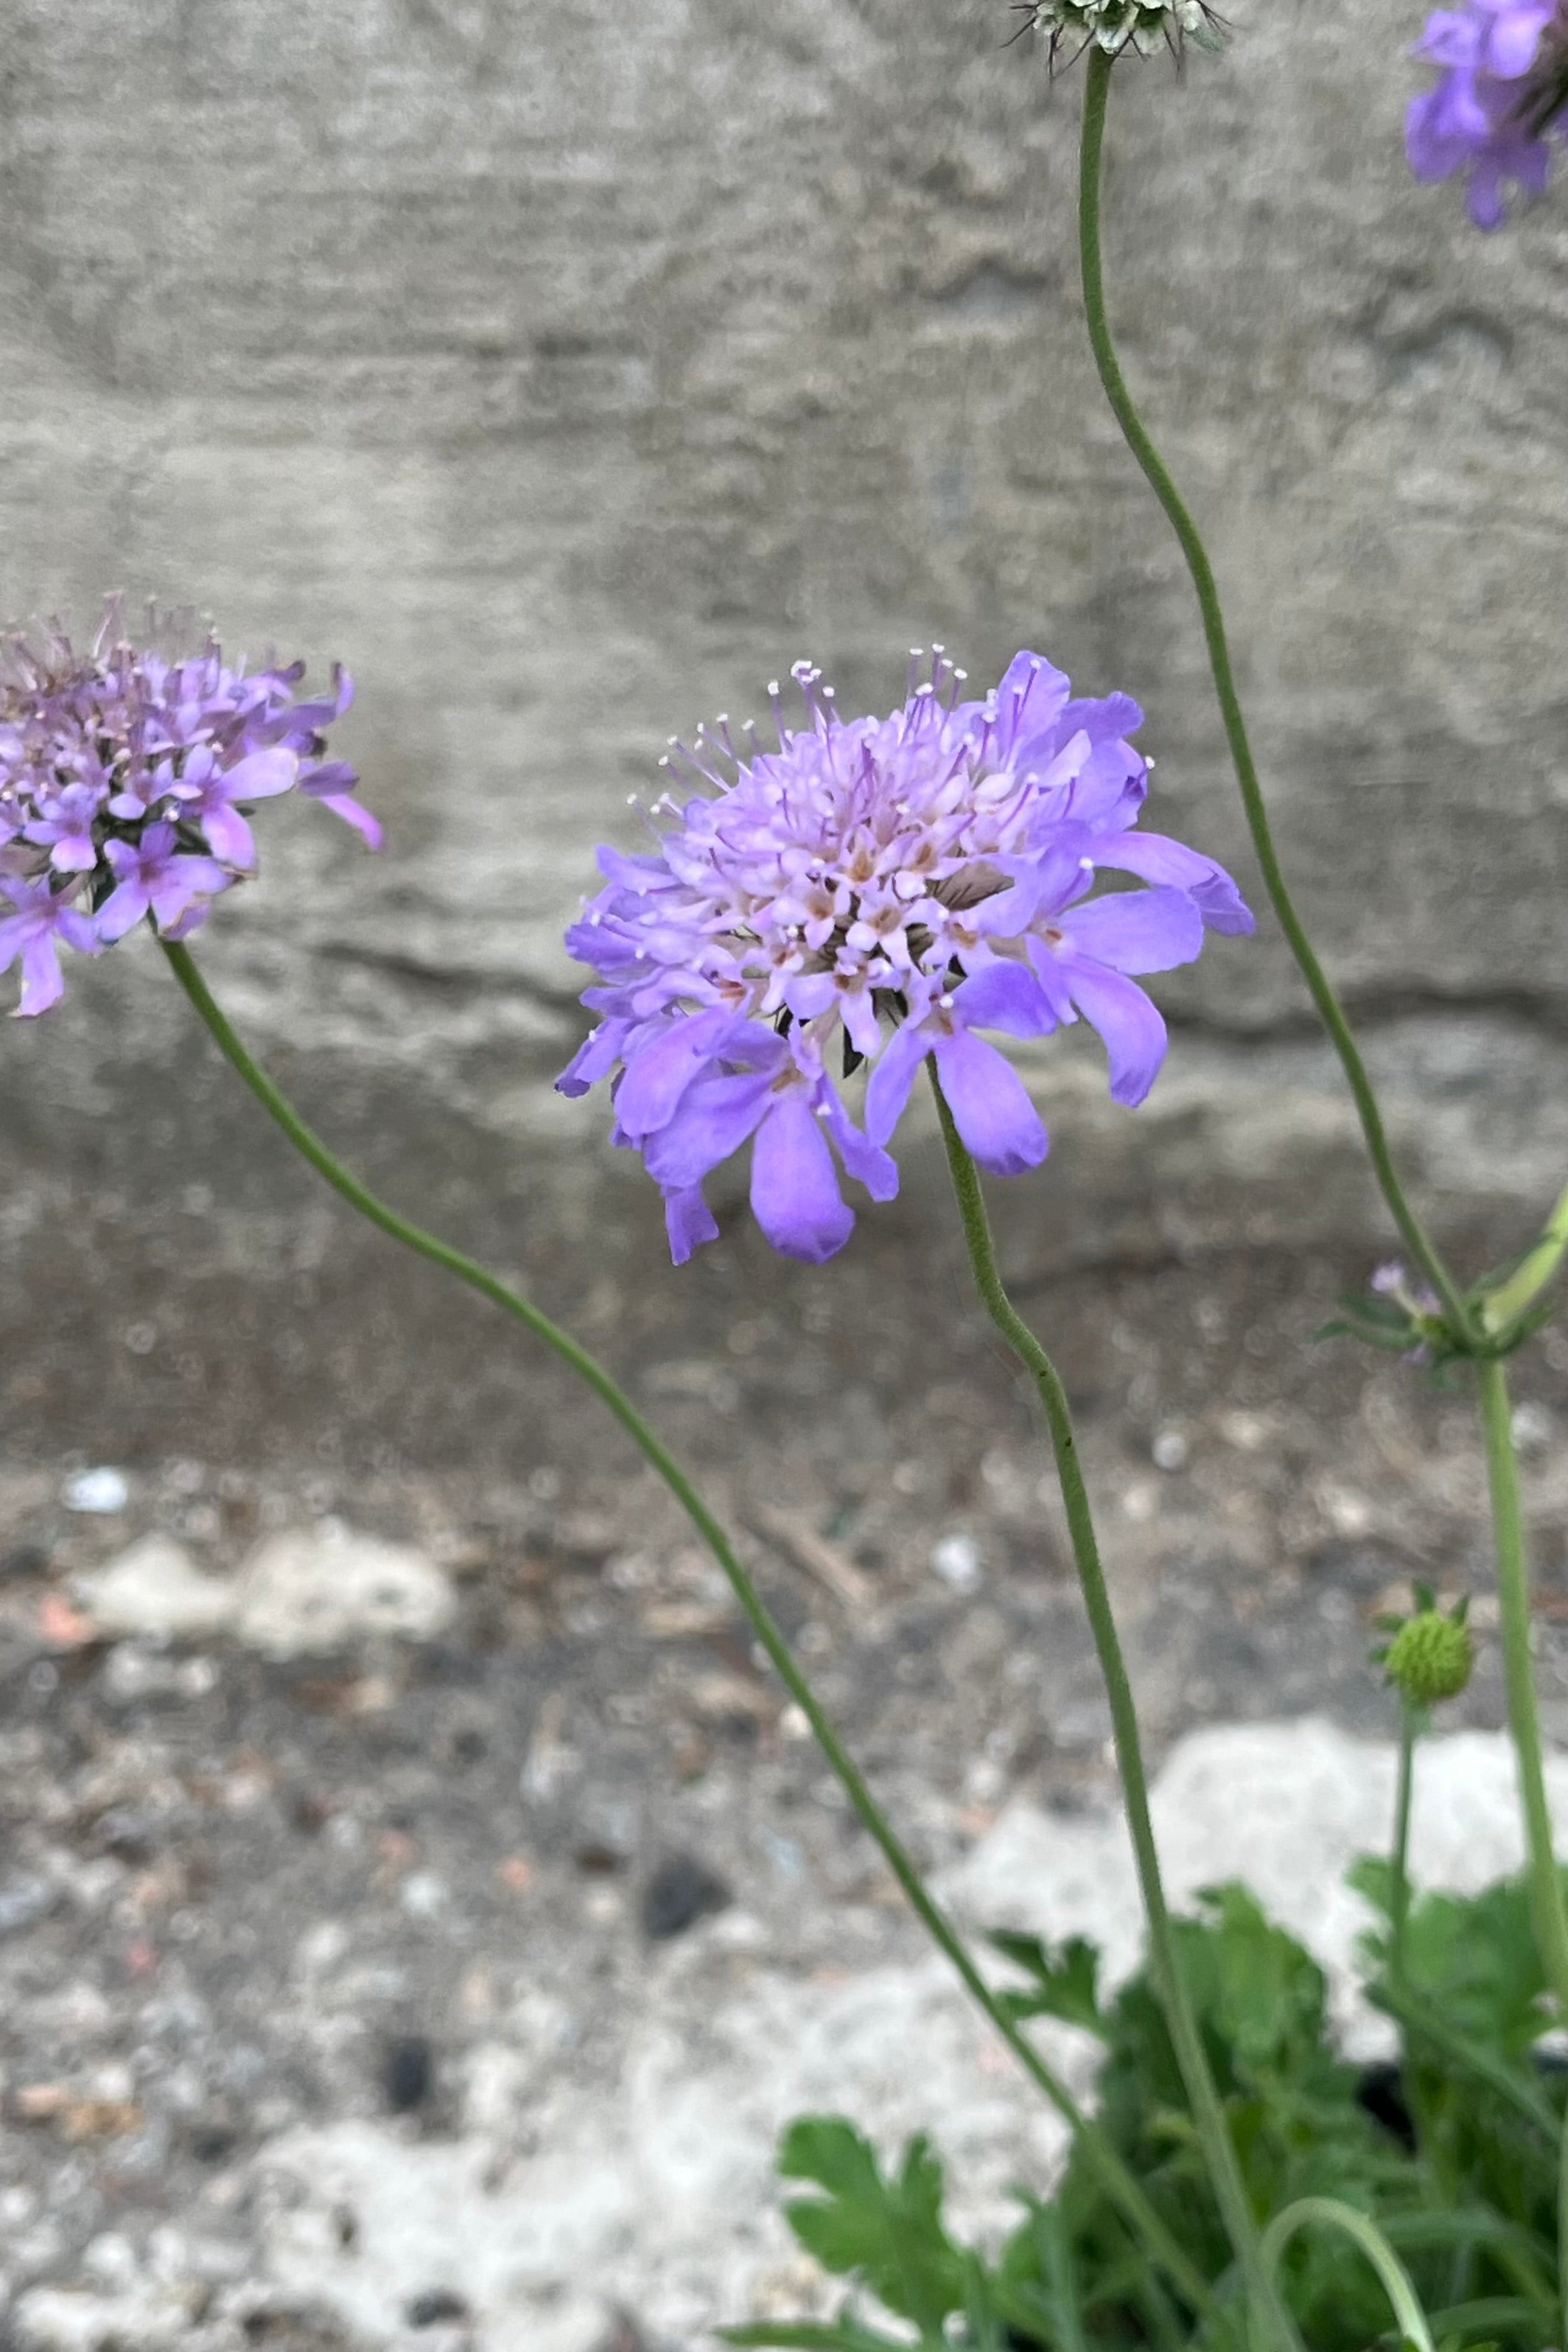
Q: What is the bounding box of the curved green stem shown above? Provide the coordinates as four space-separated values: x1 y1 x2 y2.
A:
1477 1356 1568 2025
1260 2199 1435 2352
1076 49 1473 1347
930 1068 1296 2352
158 939 1213 2322
1481 1172 1568 1337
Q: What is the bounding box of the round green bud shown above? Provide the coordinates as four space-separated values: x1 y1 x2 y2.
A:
1385 1610 1474 1708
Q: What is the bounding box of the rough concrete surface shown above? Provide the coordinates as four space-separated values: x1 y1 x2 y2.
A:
0 0 1564 1449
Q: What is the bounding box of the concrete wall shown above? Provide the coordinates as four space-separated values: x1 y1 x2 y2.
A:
1 0 1565 1472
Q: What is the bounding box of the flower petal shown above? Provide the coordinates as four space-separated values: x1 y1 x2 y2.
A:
15 932 64 1016
749 1093 855 1262
94 880 151 944
614 1007 752 1138
863 1015 935 1149
1088 830 1253 934
221 748 298 802
1060 960 1168 1107
1057 886 1204 975
817 1086 899 1202
951 960 1058 1038
643 1070 774 1191
932 1030 1048 1177
665 1186 720 1266
197 803 258 868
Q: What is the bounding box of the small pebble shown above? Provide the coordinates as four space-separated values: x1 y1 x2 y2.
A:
640 1854 732 1941
62 1467 130 1515
381 2035 434 2112
1152 1427 1189 1473
405 2289 470 2328
0 1877 53 1936
931 1532 982 1592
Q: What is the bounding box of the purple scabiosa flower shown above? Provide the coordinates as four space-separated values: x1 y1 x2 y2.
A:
559 648 1252 1266
1407 0 1568 227
0 598 378 1014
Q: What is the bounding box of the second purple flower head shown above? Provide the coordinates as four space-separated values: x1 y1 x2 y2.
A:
1407 0 1568 226
559 649 1252 1266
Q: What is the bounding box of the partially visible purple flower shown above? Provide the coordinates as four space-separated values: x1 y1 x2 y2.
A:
559 648 1252 1264
0 599 377 1012
1407 0 1568 227
0 875 102 1015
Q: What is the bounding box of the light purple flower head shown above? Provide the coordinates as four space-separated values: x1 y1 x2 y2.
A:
559 649 1252 1266
0 598 378 1015
1407 0 1568 227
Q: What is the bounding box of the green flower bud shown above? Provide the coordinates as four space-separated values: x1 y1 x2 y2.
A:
1384 1608 1474 1708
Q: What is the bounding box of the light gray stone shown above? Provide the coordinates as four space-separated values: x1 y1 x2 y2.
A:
233 1521 455 1655
77 1537 237 1644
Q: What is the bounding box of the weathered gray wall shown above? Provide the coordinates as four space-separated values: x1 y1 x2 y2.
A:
1 0 1565 1471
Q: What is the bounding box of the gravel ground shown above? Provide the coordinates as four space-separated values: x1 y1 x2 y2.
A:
1 1241 1567 2351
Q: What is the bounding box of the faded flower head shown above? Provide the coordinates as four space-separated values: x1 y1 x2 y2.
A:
1016 0 1225 61
1377 1586 1474 1708
559 648 1252 1266
1407 1 1568 227
0 598 378 1015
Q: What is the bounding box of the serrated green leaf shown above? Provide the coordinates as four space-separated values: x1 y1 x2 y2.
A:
775 2116 964 2335
989 1929 1107 2037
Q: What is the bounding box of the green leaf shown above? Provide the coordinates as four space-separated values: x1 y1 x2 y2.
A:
988 1930 1107 2037
1182 1883 1329 2073
1347 1853 1396 1922
775 2117 965 2336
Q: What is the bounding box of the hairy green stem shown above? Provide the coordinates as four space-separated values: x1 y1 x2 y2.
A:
930 1069 1296 2352
1076 49 1471 1346
1477 1357 1568 2025
1260 2199 1435 2352
1390 1702 1418 1990
159 939 1213 2320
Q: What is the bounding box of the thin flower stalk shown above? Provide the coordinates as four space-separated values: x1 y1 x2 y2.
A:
1074 48 1568 2062
1390 1701 1419 1991
1477 1356 1568 2026
1259 2199 1436 2352
929 1065 1298 2352
157 934 1216 2325
1074 48 1474 1347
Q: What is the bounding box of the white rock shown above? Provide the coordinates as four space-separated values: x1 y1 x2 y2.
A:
233 1521 455 1656
61 1468 129 1516
11 2286 197 2352
245 1721 1568 2345
253 1957 1065 2350
77 1538 237 1644
942 1718 1568 2059
931 1531 983 1591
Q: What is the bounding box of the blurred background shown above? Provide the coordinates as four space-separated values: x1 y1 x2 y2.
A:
1 4 1567 2347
